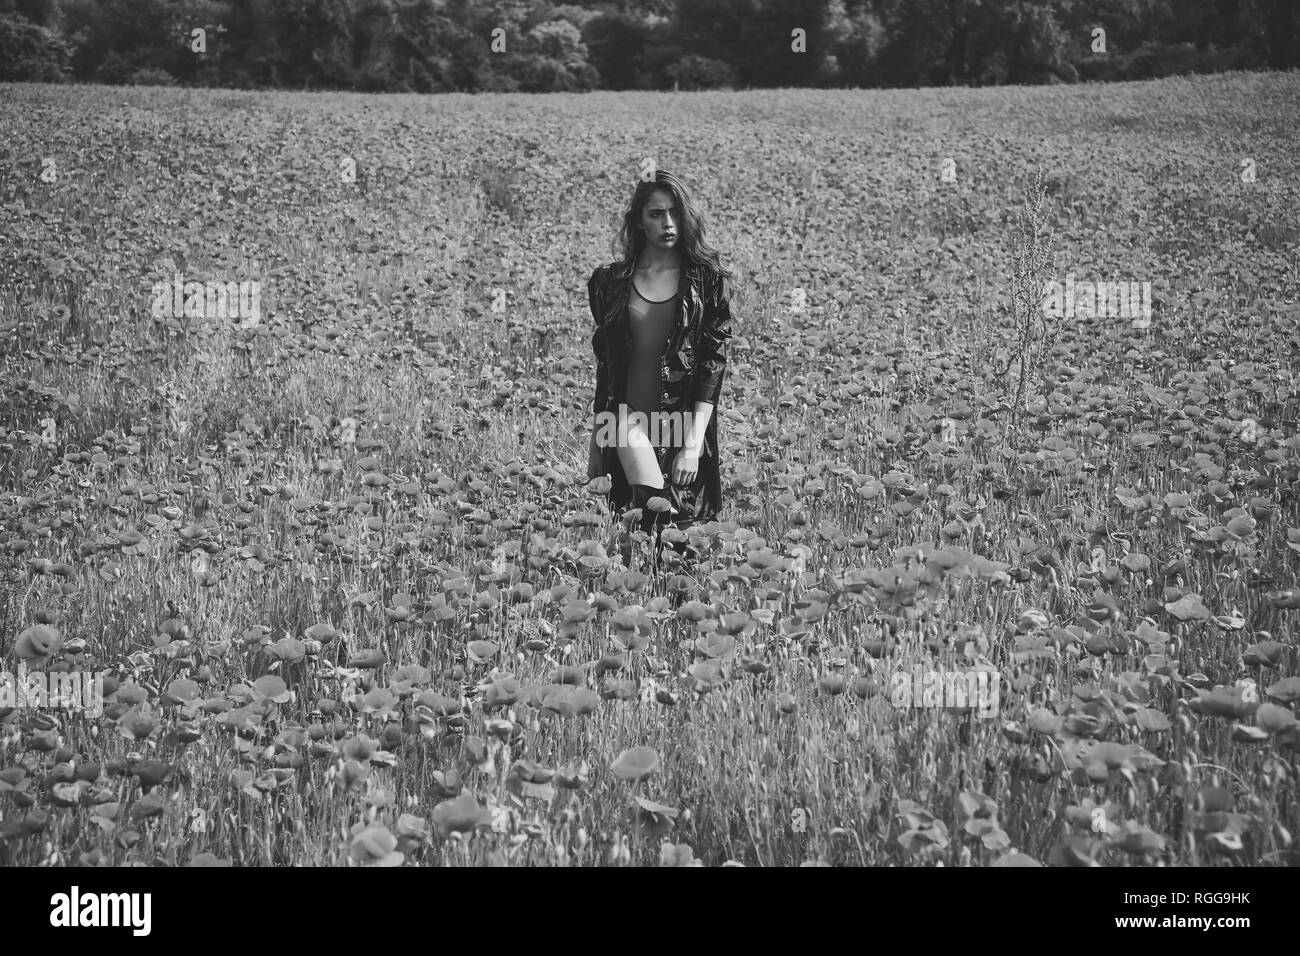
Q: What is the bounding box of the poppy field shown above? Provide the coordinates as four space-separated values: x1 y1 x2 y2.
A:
1 73 1299 867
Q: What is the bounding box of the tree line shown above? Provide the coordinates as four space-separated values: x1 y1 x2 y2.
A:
2 0 1295 91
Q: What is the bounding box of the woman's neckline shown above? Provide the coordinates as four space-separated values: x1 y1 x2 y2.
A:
632 273 680 305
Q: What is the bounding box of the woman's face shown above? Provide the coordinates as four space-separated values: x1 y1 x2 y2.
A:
639 188 679 250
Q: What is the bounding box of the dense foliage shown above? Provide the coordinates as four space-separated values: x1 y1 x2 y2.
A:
0 0 1295 91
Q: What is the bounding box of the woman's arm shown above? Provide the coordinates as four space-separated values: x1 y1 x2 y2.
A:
671 272 731 484
694 271 733 407
587 267 608 479
587 265 604 326
587 267 609 412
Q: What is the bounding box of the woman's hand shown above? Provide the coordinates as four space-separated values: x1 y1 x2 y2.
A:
671 449 700 486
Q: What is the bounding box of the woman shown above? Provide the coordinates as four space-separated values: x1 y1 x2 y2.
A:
585 169 735 562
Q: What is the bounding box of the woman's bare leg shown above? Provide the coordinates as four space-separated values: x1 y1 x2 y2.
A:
616 404 666 487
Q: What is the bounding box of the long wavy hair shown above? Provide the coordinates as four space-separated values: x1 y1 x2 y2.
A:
611 170 734 281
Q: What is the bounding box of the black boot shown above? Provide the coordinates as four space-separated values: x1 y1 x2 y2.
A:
629 484 677 568
630 483 679 532
658 518 703 571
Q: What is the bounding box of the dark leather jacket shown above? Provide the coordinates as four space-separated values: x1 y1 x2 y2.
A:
587 257 734 522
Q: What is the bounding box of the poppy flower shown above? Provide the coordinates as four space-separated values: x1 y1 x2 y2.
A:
660 842 703 867
611 746 659 783
349 822 404 866
542 686 599 718
431 793 493 839
15 624 60 662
